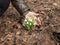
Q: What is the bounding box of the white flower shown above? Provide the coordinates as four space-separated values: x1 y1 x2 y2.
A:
25 19 27 22
30 23 32 25
27 22 29 24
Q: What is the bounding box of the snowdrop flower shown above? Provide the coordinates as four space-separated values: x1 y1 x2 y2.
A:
27 22 29 24
25 19 27 22
30 23 32 25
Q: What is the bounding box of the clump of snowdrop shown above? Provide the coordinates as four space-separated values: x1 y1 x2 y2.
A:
23 18 36 31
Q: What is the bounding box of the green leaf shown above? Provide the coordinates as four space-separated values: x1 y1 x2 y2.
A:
26 24 31 31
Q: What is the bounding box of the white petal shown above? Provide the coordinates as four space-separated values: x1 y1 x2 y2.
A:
30 23 32 25
25 19 27 22
27 22 29 24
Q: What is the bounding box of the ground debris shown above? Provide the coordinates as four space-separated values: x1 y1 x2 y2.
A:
0 0 60 45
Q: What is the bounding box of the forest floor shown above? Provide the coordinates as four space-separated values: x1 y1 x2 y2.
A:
0 0 60 45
